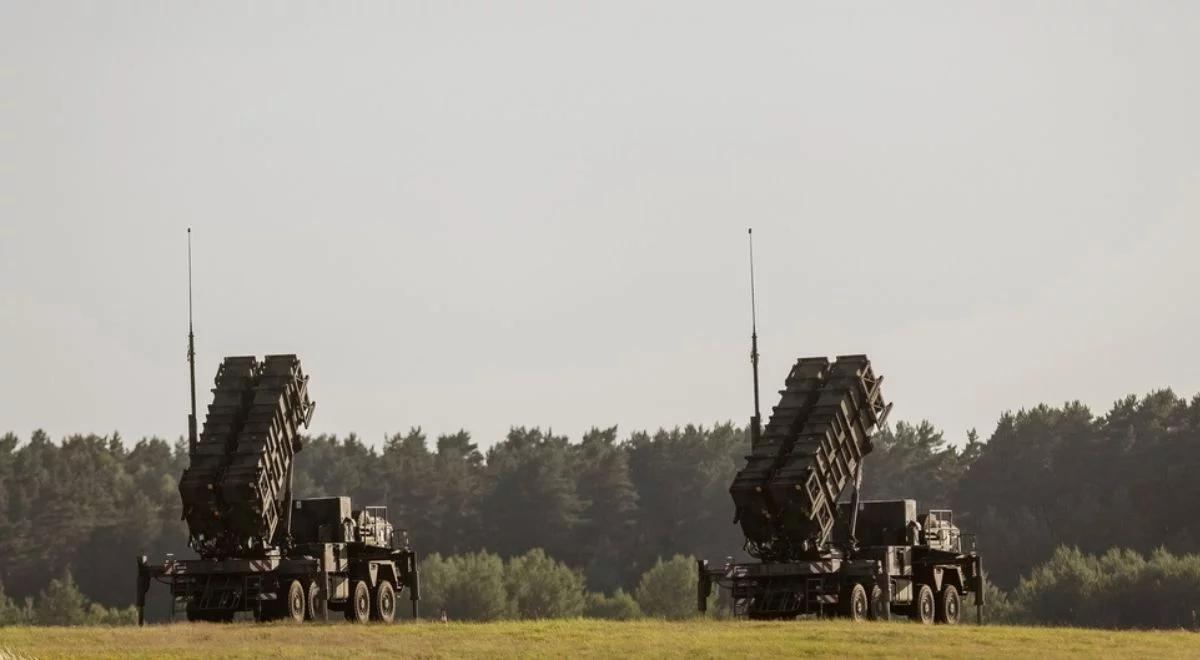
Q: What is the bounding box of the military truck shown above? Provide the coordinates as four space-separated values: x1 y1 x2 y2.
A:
135 354 419 624
697 232 982 623
697 354 983 623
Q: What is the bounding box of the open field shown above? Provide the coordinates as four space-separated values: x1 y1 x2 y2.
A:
0 619 1196 659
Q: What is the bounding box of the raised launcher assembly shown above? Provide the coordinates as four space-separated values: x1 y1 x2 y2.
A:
179 355 314 557
730 355 889 561
703 351 983 624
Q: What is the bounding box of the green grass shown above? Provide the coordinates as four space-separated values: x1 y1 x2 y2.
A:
0 619 1196 659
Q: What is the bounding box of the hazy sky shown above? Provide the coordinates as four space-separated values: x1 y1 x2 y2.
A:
2 2 1198 451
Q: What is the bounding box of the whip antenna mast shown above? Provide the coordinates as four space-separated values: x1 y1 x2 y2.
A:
187 228 198 457
748 228 762 449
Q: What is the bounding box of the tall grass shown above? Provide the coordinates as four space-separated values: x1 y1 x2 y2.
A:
0 619 1195 659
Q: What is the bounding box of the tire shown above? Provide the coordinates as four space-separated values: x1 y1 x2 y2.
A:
868 583 888 621
840 583 869 622
306 580 328 621
372 580 397 623
910 584 935 625
284 579 306 623
345 580 371 624
937 584 961 625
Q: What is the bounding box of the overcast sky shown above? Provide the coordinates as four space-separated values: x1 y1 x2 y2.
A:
2 2 1197 451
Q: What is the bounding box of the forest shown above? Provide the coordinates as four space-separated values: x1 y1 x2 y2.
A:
1 388 1198 628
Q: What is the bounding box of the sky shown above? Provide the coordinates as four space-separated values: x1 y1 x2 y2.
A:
1 2 1198 451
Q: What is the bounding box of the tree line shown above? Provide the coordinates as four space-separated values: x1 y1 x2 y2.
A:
1 388 1198 627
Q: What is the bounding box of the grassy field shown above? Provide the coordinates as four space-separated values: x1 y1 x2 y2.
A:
0 619 1196 659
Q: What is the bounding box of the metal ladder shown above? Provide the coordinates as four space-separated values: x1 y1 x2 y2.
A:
199 575 243 610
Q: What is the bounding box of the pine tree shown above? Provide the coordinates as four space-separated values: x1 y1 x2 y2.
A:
379 428 435 549
430 431 485 554
572 427 638 590
482 428 583 559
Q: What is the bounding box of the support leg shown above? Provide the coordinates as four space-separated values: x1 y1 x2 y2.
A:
136 556 150 626
878 575 892 622
408 554 420 619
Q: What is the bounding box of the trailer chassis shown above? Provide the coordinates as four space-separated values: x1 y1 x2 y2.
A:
136 547 420 625
699 548 983 624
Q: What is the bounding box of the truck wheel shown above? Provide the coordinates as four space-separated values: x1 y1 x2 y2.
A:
345 580 371 623
372 580 396 623
840 583 869 622
868 584 888 621
306 580 328 621
910 584 935 625
937 584 961 625
284 579 306 622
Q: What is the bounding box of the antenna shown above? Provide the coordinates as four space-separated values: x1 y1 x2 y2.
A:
748 228 762 449
187 228 198 457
